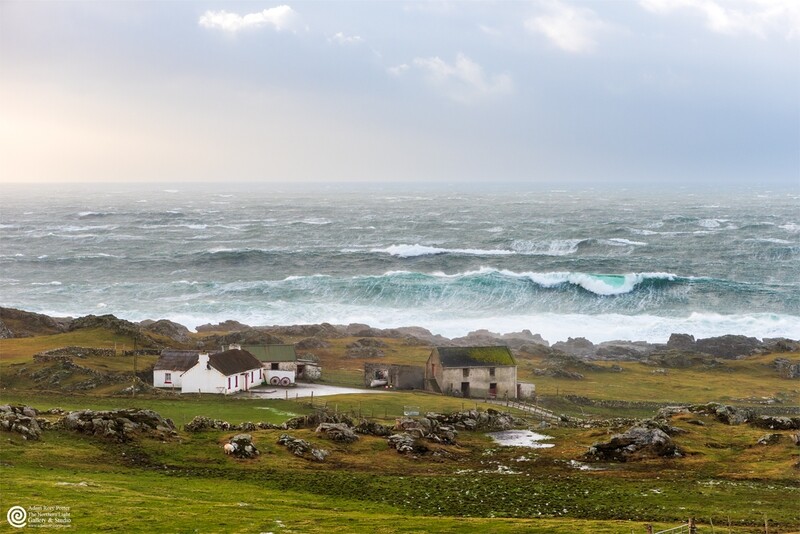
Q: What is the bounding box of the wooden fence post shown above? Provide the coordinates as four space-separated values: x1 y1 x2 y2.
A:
646 524 653 534
689 518 697 534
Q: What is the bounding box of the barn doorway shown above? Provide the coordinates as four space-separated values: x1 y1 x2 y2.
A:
460 382 470 397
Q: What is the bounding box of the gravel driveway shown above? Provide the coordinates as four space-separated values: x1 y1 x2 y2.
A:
241 383 388 399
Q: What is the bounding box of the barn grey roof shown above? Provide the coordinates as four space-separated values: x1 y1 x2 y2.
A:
154 350 199 371
434 346 516 368
208 349 263 376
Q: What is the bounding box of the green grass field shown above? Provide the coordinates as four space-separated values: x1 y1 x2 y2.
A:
2 327 799 532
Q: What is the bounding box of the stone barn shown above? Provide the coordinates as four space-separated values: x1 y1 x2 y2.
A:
364 363 424 390
424 346 517 399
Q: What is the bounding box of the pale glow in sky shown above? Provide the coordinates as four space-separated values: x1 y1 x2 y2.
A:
0 0 797 186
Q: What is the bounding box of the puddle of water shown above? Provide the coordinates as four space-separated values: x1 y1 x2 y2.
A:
487 430 554 448
254 407 298 417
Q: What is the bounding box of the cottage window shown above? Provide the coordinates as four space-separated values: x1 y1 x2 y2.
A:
164 372 171 383
235 375 238 388
228 377 231 389
489 367 495 377
462 368 469 378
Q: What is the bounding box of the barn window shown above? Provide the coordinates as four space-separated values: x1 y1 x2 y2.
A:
489 367 495 377
462 368 469 377
164 372 171 383
271 362 279 370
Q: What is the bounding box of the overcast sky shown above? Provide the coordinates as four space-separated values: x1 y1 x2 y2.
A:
1 1 798 187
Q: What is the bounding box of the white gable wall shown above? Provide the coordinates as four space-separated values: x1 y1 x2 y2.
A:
154 369 183 388
181 353 228 394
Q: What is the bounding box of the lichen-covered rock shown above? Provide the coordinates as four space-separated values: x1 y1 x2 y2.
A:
283 410 353 430
757 433 782 446
58 409 177 442
585 426 680 462
752 416 800 430
0 405 43 440
315 422 359 443
277 434 328 461
185 416 232 432
354 419 391 436
228 433 259 458
387 433 417 454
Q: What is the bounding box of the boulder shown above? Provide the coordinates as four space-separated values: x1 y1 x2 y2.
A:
354 419 392 437
195 320 252 332
277 434 329 461
58 409 177 442
387 432 417 454
752 416 800 431
667 333 696 351
773 358 800 379
315 422 359 443
0 405 43 440
227 433 260 458
757 433 782 446
585 426 680 462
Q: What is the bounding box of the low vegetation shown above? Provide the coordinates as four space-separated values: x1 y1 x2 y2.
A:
1 321 799 532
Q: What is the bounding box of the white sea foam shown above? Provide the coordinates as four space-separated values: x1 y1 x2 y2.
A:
605 238 647 246
31 281 62 286
373 244 514 258
510 239 583 256
780 223 800 232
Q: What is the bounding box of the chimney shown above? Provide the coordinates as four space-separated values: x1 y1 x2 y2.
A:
228 344 241 351
198 352 210 370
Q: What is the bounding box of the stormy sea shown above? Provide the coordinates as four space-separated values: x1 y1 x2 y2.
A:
2 183 798 344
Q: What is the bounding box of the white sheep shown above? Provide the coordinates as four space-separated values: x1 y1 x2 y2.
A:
223 443 235 455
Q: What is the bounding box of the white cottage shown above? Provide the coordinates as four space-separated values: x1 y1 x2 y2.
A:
154 348 264 394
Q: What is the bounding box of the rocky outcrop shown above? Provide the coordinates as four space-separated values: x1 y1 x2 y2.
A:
315 422 359 443
450 329 549 350
595 341 657 359
694 335 763 359
644 350 722 369
345 338 386 358
0 307 71 338
773 358 800 379
68 314 155 346
585 426 680 462
195 320 252 332
200 330 284 350
751 416 800 430
0 405 43 440
295 337 331 350
227 433 260 458
141 319 191 344
353 419 392 436
58 409 177 442
184 416 280 432
552 337 595 357
277 434 329 461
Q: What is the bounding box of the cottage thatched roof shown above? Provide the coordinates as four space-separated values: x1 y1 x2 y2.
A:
154 350 199 371
434 346 516 368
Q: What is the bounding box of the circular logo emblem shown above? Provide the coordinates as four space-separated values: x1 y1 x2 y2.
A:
6 506 27 528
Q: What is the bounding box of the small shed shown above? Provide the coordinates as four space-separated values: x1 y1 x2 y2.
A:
424 346 517 399
244 344 322 382
364 363 424 390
